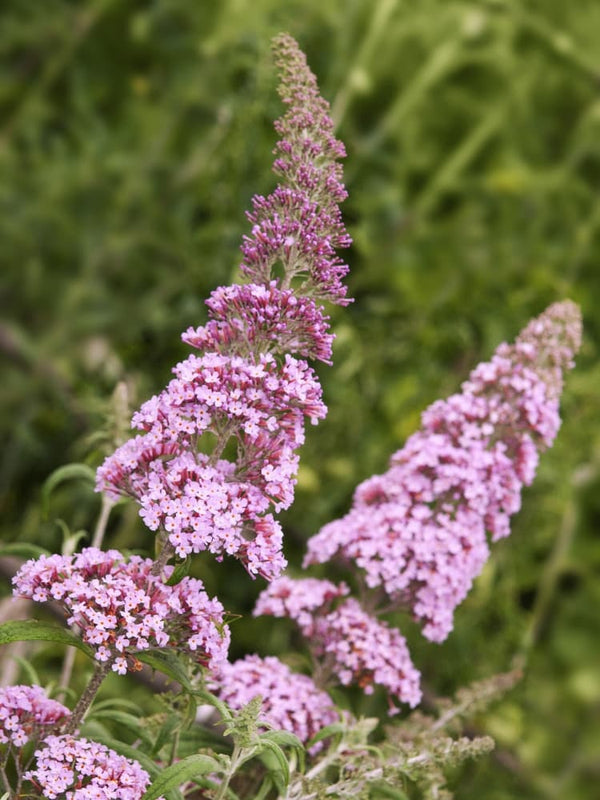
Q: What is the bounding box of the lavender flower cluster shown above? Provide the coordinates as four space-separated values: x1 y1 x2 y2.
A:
216 655 338 746
235 300 580 732
95 32 351 582
0 685 70 748
25 735 162 800
305 300 582 641
13 547 230 674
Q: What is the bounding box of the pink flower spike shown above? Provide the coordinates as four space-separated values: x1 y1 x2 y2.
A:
95 35 352 582
305 301 582 642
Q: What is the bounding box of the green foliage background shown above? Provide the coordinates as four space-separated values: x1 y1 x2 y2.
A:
1 0 599 797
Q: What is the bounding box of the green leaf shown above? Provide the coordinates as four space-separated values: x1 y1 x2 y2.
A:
259 729 304 750
164 556 192 586
253 775 275 800
177 725 230 757
89 709 153 747
0 542 50 560
306 721 346 749
257 739 290 787
370 784 410 800
0 620 94 658
42 463 96 518
61 527 89 556
136 649 193 690
151 713 182 758
193 687 234 724
260 729 305 773
142 754 222 800
92 697 144 714
7 654 41 685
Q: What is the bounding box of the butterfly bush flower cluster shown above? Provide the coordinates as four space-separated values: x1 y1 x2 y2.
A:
255 579 422 709
95 33 351 581
305 301 582 642
215 655 338 746
0 685 70 748
13 547 230 674
25 735 162 800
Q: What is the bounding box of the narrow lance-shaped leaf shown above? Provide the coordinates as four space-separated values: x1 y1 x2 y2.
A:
0 620 94 658
42 463 96 518
141 754 223 800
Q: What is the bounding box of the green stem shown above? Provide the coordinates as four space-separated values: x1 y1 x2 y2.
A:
216 744 249 800
331 0 399 126
57 645 77 695
520 493 578 659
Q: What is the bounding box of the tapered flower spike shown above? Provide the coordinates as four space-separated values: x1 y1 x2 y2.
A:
96 35 350 581
241 33 352 305
305 301 582 642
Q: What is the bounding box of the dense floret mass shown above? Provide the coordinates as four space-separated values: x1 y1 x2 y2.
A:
25 735 161 800
254 579 421 709
305 301 582 641
95 34 350 582
0 685 70 748
254 575 349 633
314 599 422 710
184 283 335 363
13 547 230 674
215 655 338 745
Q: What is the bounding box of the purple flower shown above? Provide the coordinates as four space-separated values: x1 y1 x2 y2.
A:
96 35 351 581
0 685 70 748
184 282 336 364
25 735 162 799
241 34 352 305
13 547 230 673
313 599 422 711
214 655 337 747
305 301 582 641
255 580 421 711
254 575 349 635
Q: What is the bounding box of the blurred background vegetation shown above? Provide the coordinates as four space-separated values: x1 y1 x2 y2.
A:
1 0 599 797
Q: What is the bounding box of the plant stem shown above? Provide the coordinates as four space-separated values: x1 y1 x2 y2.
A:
151 537 175 577
91 494 114 549
0 760 11 797
57 646 77 695
520 491 578 659
62 661 110 734
216 743 245 800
